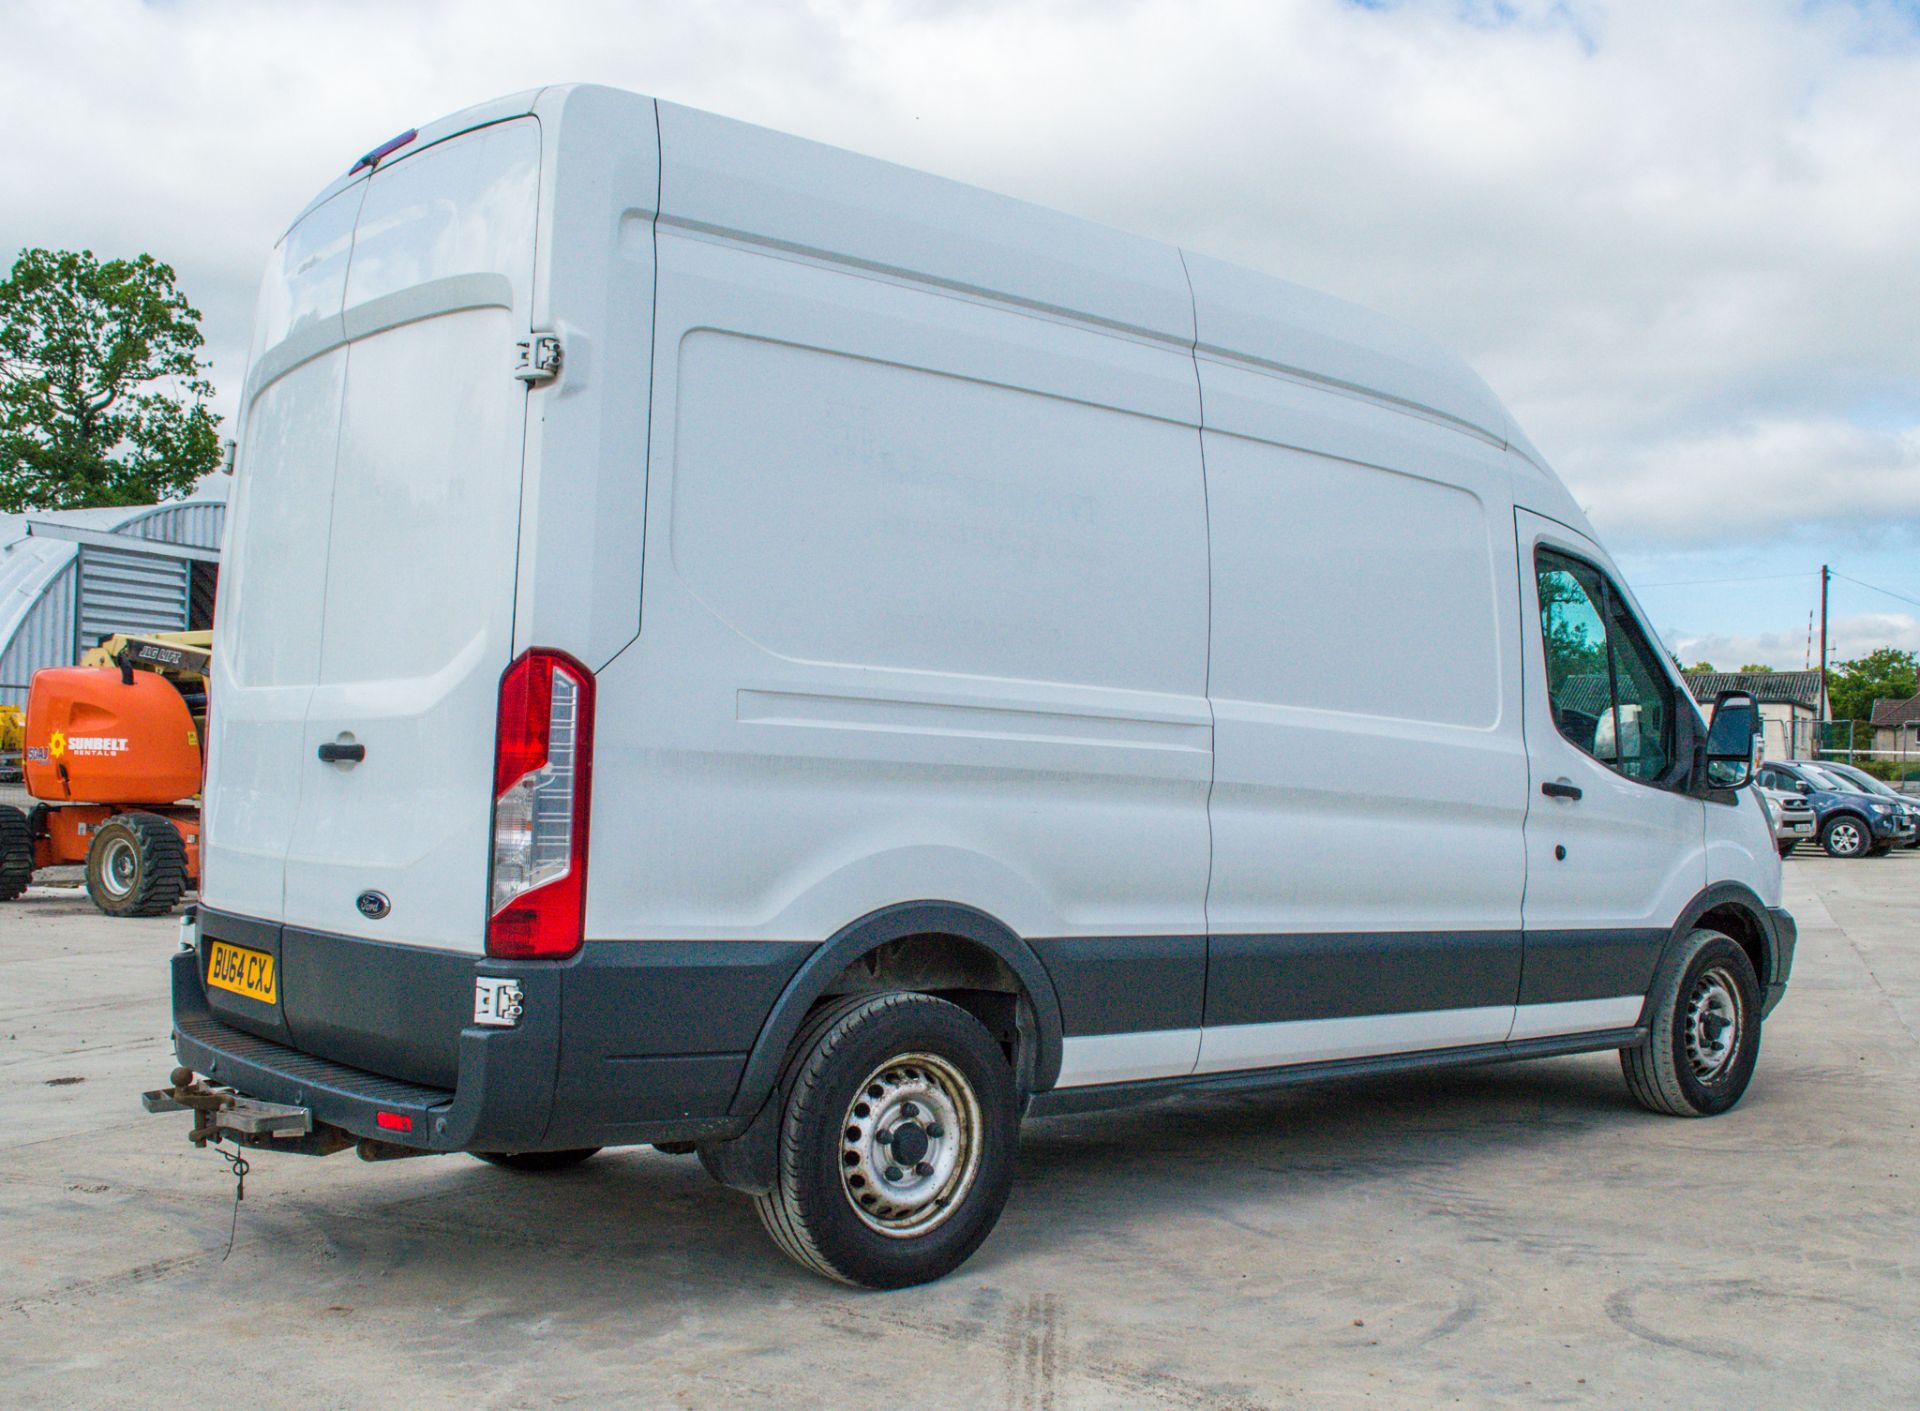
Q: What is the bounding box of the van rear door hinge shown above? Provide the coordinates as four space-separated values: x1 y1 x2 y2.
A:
513 333 563 384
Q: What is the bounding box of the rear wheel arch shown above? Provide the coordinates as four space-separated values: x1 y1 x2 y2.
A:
728 902 1065 1120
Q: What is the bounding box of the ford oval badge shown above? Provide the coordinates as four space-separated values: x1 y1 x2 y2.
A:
356 890 391 920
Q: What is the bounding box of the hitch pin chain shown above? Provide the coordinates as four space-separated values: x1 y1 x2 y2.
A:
215 1142 250 1262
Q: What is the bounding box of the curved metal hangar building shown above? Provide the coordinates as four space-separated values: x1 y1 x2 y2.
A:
0 483 225 706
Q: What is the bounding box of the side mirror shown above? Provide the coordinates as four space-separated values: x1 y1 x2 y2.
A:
1703 690 1759 789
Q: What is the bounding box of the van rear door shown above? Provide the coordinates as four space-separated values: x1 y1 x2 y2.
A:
282 118 545 953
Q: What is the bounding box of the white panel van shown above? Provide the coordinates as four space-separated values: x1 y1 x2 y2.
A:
154 86 1795 1288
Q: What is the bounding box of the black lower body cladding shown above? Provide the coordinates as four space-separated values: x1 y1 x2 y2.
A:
175 909 817 1152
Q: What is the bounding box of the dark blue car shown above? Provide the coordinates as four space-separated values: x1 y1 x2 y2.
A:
1757 760 1917 858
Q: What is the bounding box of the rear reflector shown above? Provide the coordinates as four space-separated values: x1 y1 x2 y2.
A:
375 1111 413 1133
487 650 595 960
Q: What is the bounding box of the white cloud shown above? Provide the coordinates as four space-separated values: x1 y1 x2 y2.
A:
1669 611 1920 672
1582 419 1920 544
2 0 1917 568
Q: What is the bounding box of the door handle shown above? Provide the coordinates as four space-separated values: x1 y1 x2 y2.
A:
317 742 365 764
1541 780 1582 801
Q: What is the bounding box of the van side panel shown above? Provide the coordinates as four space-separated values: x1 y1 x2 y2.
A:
514 86 660 669
1193 355 1530 1076
587 225 1212 990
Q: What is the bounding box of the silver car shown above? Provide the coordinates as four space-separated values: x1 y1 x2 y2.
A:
1759 782 1817 857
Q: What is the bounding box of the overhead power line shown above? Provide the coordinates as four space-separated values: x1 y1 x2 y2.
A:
1830 571 1920 613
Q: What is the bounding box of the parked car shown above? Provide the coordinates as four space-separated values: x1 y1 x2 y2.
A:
1757 760 1914 858
145 86 1795 1289
1813 760 1920 849
1756 779 1816 857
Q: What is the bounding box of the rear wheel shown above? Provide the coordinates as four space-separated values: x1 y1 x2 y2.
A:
754 992 1019 1288
85 812 187 917
474 1148 601 1172
1819 814 1870 858
0 805 32 900
1621 928 1761 1117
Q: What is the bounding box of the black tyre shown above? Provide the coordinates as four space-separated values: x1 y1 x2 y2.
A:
1621 928 1762 1117
1870 841 1895 857
754 993 1019 1289
474 1148 601 1172
85 812 187 917
1775 841 1796 859
1819 813 1871 859
0 805 32 901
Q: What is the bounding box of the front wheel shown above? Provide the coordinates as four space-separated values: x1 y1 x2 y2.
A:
1819 814 1870 858
754 993 1019 1288
1621 928 1761 1117
1776 841 1796 858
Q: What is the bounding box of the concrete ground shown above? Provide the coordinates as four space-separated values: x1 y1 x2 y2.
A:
4 856 1916 1411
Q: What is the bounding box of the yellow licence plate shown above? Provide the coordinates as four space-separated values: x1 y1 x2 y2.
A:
207 941 277 1005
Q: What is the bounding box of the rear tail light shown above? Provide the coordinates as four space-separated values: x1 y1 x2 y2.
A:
487 649 594 960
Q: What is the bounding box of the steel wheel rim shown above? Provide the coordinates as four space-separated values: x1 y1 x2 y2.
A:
99 836 138 899
839 1051 983 1238
1684 963 1744 1084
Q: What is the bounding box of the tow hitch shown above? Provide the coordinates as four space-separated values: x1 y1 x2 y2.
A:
142 1067 354 1156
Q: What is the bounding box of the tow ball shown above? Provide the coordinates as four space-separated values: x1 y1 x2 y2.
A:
141 1068 353 1155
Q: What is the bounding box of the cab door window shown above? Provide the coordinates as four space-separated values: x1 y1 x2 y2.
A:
1537 548 1674 784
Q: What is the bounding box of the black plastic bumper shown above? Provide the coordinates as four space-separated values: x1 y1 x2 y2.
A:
170 911 809 1153
1763 905 1797 1017
171 945 561 1152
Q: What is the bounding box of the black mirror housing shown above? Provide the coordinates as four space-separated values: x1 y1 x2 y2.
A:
1702 689 1760 790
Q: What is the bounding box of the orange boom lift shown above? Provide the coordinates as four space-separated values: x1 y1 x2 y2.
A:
0 632 209 916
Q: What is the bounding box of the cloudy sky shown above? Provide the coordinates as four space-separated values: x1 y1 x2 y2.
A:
5 0 1917 668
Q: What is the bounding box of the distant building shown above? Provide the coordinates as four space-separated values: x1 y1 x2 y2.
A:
1869 675 1920 759
0 479 226 706
1683 670 1825 760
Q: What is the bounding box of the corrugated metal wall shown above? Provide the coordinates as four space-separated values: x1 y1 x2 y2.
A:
0 560 76 705
74 545 191 651
120 501 226 552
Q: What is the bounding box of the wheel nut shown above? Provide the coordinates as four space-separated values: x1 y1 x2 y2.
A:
926 1123 943 1139
875 1128 892 1146
885 1166 904 1182
900 1102 918 1119
915 1161 933 1177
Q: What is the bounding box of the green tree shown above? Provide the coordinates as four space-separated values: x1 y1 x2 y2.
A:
1683 660 1716 674
0 247 219 512
1826 647 1919 724
1737 663 1775 674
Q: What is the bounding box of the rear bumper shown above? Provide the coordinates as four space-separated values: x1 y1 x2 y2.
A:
170 909 810 1153
171 944 563 1151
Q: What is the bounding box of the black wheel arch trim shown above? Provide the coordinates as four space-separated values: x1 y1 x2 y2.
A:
726 901 1065 1118
1643 881 1790 1026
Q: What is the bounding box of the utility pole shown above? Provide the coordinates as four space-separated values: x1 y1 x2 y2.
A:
1819 564 1830 754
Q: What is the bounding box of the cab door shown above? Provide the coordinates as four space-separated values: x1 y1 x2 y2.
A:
1514 508 1704 1037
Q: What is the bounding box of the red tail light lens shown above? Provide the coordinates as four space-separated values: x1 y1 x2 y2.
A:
487 649 594 959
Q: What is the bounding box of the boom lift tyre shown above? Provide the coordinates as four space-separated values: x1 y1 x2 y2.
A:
85 811 190 918
0 805 31 901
